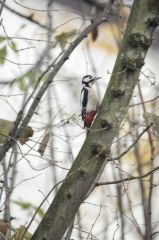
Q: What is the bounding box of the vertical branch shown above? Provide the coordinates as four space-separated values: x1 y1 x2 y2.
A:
137 82 155 239
2 158 11 223
46 0 58 194
2 146 17 239
65 217 75 240
76 210 83 240
115 140 125 240
116 184 124 239
133 132 148 235
9 145 18 197
47 89 58 193
130 105 148 236
0 0 6 18
114 160 144 238
2 145 18 223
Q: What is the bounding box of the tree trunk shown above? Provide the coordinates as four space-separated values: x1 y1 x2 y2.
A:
30 1 159 239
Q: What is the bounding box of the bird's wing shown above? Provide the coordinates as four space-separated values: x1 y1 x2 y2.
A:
80 88 88 120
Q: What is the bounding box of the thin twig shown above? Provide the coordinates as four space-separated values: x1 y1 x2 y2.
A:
129 95 159 107
19 179 64 240
112 124 152 161
86 205 102 240
2 2 50 30
0 8 109 161
96 165 159 186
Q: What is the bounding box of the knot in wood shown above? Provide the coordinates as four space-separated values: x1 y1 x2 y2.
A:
79 169 87 178
66 192 72 199
91 142 103 154
101 119 112 129
147 17 159 27
112 89 125 98
121 56 144 71
128 33 150 49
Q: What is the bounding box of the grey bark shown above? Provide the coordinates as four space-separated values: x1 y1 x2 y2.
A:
30 1 159 240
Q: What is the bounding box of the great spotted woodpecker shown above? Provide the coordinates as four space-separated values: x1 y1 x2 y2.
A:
81 75 101 128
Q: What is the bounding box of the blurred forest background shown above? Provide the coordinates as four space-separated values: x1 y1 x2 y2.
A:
0 0 159 239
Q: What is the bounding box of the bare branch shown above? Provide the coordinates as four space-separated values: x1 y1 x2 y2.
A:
112 124 153 161
0 4 109 161
0 0 6 17
1 1 50 30
96 165 159 186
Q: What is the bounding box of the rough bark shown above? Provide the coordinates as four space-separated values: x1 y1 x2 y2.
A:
30 0 159 239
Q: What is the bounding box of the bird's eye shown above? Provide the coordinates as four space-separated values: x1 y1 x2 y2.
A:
89 76 92 79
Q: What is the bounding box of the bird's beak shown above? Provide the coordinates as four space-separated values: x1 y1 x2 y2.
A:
93 77 101 82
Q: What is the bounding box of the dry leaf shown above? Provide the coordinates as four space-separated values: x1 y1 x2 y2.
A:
0 119 34 145
55 29 77 49
0 220 9 236
38 133 50 156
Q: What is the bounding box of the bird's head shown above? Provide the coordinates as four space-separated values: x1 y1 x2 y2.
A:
82 75 101 87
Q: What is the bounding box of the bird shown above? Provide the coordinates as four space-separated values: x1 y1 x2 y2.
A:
81 75 101 128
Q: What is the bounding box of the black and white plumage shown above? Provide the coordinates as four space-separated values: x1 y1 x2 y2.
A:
81 75 100 128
